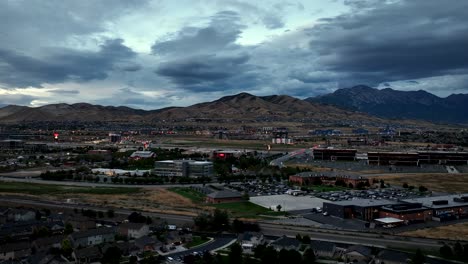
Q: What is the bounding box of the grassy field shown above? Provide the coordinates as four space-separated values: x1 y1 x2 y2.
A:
0 182 140 195
168 187 206 203
400 222 468 241
186 236 211 248
212 201 285 218
371 173 468 193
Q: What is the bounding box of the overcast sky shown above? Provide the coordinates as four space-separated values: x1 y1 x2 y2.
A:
0 0 467 109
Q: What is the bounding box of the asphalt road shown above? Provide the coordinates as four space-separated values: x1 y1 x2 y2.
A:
258 222 450 250
0 176 224 189
165 237 235 259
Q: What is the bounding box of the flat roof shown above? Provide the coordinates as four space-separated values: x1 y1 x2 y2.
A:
325 199 397 207
402 194 468 209
375 217 404 224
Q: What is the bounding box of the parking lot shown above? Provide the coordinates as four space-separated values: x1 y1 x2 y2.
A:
250 194 327 211
225 181 290 196
314 187 425 202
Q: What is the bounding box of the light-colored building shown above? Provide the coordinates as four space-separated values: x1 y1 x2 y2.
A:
118 223 150 239
70 227 115 248
153 160 213 178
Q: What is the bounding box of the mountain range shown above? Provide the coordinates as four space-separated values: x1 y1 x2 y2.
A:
0 86 466 125
307 85 468 124
0 93 377 124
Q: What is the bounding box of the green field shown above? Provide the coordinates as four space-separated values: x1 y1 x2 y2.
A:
186 236 211 248
213 201 286 218
168 187 206 203
0 182 140 195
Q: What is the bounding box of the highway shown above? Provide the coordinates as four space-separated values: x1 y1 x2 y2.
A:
0 176 224 189
0 196 454 251
258 222 448 251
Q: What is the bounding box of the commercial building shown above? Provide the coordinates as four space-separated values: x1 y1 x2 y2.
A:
205 190 242 204
153 160 214 178
312 148 357 161
0 139 24 150
323 199 397 221
367 152 419 166
402 194 468 221
129 151 155 160
417 151 468 165
379 203 433 223
367 151 468 166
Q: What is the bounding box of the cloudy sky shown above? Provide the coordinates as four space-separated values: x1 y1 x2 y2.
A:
0 0 467 109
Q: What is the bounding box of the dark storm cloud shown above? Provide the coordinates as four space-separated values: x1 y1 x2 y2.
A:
156 54 255 92
151 11 242 56
0 39 136 87
307 0 468 87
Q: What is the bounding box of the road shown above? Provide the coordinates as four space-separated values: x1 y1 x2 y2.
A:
165 237 235 259
0 196 194 226
269 149 307 167
258 222 449 250
0 176 225 189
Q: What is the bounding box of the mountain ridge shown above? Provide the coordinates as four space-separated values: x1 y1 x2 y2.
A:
307 85 468 123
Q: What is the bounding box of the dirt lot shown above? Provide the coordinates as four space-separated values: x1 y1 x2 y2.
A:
63 188 214 216
370 173 468 193
401 222 468 241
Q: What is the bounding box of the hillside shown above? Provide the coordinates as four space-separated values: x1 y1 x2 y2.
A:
0 93 381 125
307 85 468 123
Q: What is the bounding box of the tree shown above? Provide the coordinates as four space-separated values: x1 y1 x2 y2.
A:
402 182 409 188
107 209 115 218
129 256 138 264
302 248 316 264
64 223 73 235
61 239 73 257
411 249 425 264
302 235 311 244
228 243 243 264
440 244 453 259
454 242 463 259
419 185 428 192
101 246 122 264
380 179 385 188
276 204 282 212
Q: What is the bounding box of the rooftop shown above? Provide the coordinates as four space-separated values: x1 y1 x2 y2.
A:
206 190 242 199
325 199 397 207
402 194 468 209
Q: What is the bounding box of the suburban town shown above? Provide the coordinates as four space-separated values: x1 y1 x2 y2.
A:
2 0 468 264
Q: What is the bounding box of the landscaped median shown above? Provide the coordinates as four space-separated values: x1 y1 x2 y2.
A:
185 235 212 248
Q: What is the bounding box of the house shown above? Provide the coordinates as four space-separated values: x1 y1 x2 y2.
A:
375 250 410 264
118 223 149 239
73 246 102 264
270 235 301 251
70 227 115 248
102 242 139 257
65 216 96 231
205 190 242 204
28 252 66 264
343 245 373 263
32 235 65 252
135 236 161 252
7 209 36 222
238 232 264 253
0 242 31 261
309 240 336 258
